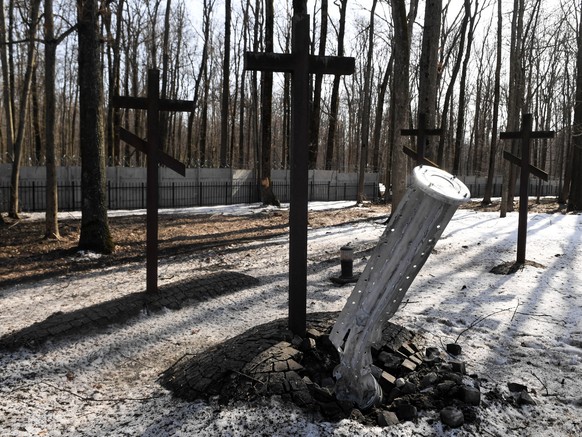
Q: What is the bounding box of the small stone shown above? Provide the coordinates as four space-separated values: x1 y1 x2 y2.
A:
460 386 481 406
287 359 304 372
518 391 536 406
300 337 316 351
386 387 402 403
379 371 396 392
350 408 367 424
451 360 466 374
398 343 416 356
408 354 423 366
273 361 288 372
400 359 417 373
377 410 399 427
440 406 464 428
436 380 457 395
306 328 323 340
312 384 334 402
395 377 406 388
395 403 418 421
447 343 462 356
425 346 441 360
508 382 528 393
419 372 439 389
378 351 402 371
400 381 417 395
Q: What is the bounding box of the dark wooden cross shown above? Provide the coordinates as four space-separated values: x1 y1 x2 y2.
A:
112 69 193 293
401 113 442 167
501 113 554 264
244 3 355 336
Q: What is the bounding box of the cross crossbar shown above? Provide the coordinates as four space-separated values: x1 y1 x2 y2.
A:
112 95 195 113
401 113 442 167
119 127 186 176
245 52 355 75
502 150 547 181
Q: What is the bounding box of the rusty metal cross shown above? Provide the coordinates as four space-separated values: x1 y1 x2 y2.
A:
112 68 193 293
244 4 355 336
401 113 442 167
501 113 554 264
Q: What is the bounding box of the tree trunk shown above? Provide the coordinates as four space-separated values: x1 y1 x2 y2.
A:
417 0 442 162
452 0 476 176
260 0 279 206
77 0 114 254
357 0 377 204
568 0 582 211
483 0 503 205
220 0 231 167
45 0 60 239
325 0 348 170
502 0 525 216
308 0 327 168
389 0 415 209
9 0 41 219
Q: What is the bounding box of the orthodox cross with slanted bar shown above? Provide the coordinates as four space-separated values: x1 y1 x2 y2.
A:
244 2 355 336
112 69 193 293
501 113 554 264
401 113 442 167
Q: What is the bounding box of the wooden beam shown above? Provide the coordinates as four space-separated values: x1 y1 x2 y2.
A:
119 128 186 176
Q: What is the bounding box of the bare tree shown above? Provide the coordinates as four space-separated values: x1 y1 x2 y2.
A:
356 0 377 204
220 0 231 167
482 0 503 205
77 0 114 253
568 0 582 211
308 0 327 168
389 0 418 208
418 0 442 162
8 0 41 219
259 0 279 205
325 0 348 170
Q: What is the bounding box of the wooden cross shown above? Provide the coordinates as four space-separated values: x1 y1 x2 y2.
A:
112 69 192 293
501 113 554 264
401 113 442 167
244 3 355 336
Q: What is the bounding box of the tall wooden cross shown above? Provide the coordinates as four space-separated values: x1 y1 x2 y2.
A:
401 113 442 167
244 2 355 336
112 69 193 293
501 113 554 264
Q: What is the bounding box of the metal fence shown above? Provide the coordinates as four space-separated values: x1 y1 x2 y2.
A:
0 181 380 213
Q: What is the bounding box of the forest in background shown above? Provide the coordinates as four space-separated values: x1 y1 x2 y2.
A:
0 0 579 196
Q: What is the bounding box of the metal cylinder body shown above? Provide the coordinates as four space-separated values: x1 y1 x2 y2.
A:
329 166 470 408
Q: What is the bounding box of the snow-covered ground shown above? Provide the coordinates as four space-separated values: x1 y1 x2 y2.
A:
1 200 582 436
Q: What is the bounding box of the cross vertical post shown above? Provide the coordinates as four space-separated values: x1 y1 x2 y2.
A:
288 12 310 336
146 69 161 293
501 113 554 264
401 113 442 167
244 4 355 336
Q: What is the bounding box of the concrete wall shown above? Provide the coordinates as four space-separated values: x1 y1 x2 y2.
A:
0 165 381 212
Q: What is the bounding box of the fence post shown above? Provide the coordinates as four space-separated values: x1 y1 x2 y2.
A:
172 182 175 208
71 181 75 211
199 182 203 206
141 182 145 209
108 180 111 209
31 181 36 211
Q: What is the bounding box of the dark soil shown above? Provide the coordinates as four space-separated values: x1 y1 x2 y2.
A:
0 197 566 289
0 204 389 288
